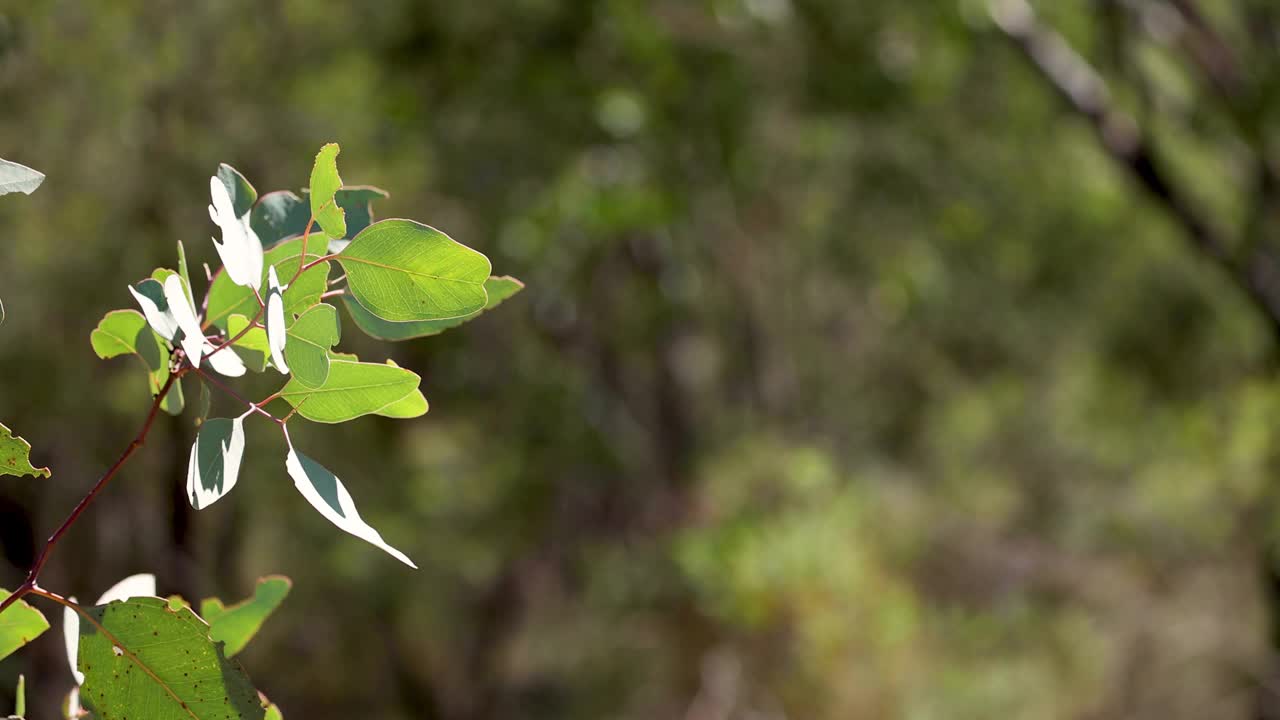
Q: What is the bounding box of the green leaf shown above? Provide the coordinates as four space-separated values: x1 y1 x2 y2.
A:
199 576 291 658
344 275 524 341
75 597 265 719
176 241 194 299
226 314 270 372
285 448 416 567
90 310 176 414
309 143 345 239
279 359 422 424
374 388 428 419
264 702 282 720
195 381 212 427
14 674 24 718
250 191 310 248
0 589 49 660
284 304 341 388
162 376 185 417
186 417 245 510
205 236 331 331
0 158 44 196
216 163 258 218
0 423 49 479
326 187 390 249
337 219 491 322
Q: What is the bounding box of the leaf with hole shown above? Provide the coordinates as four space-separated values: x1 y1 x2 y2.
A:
75 597 265 720
309 143 346 239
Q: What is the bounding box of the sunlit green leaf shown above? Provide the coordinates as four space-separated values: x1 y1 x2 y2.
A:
337 219 491 322
200 576 291 657
284 303 340 388
279 359 422 424
285 448 416 567
14 674 24 718
344 275 523 341
0 423 49 479
0 589 49 661
227 314 270 373
309 143 345 239
76 597 265 720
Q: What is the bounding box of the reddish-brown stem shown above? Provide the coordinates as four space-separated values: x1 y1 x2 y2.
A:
0 369 184 617
192 367 284 425
204 301 265 359
319 289 345 300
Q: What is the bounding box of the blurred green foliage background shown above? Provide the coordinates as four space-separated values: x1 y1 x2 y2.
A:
3 1 1280 718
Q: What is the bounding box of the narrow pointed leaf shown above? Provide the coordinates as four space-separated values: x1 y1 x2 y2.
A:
337 219 491 322
129 278 179 340
284 304 340 388
309 143 345 239
164 275 205 366
265 267 289 374
344 275 524 341
285 449 416 567
76 597 266 720
187 417 245 510
0 159 44 196
279 359 422 424
0 589 49 661
0 423 49 479
265 702 283 720
89 309 175 413
200 576 291 657
14 674 23 717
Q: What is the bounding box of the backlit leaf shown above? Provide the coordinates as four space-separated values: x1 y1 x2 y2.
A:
344 275 523 341
199 576 291 657
337 219 490 322
284 303 340 388
227 314 270 372
205 236 331 331
0 589 48 661
278 359 422 424
0 423 49 479
309 143 346 239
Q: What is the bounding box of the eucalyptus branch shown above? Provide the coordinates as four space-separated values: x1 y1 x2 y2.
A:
0 369 184 617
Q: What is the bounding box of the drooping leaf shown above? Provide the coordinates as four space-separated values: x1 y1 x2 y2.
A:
284 304 340 388
265 267 289 375
285 448 416 568
309 143 346 239
205 236 331 331
0 589 49 661
209 175 265 291
337 219 491 322
0 159 44 196
226 314 270 372
344 275 524 341
0 423 49 479
199 576 291 657
215 163 257 218
186 416 246 510
75 597 265 720
374 388 428 419
278 359 422 424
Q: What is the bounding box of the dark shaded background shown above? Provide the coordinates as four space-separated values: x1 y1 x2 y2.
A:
4 1 1280 718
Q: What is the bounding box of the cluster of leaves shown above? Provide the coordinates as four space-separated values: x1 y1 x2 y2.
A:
0 143 521 717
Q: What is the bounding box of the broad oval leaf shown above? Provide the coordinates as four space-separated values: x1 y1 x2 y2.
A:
284 303 340 388
309 143 345 239
0 589 49 661
76 597 265 720
344 275 524 341
337 219 491 322
278 359 422 424
100 305 182 415
0 423 49 479
0 159 44 196
65 574 159 692
186 417 246 510
199 576 291 657
285 448 416 568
